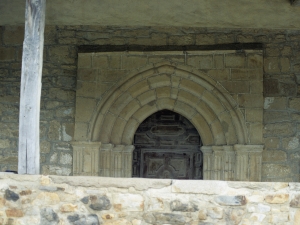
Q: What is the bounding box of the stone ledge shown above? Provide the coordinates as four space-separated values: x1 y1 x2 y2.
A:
50 175 172 191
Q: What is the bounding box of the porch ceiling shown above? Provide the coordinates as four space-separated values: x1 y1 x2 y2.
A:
1 0 300 29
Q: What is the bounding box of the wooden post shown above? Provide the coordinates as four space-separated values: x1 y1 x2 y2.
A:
18 0 46 174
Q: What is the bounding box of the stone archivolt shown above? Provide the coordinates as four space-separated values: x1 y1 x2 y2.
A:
90 62 247 146
73 55 263 181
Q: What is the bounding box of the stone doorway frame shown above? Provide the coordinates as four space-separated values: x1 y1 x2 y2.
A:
72 51 264 181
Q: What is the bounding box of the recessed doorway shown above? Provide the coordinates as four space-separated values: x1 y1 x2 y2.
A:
132 110 203 179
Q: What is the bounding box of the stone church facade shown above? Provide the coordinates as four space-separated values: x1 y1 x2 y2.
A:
0 1 300 182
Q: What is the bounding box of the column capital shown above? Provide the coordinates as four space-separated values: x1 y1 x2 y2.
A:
71 141 101 149
201 146 213 153
101 143 114 151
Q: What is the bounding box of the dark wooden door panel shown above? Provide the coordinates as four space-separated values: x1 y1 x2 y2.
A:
133 110 203 179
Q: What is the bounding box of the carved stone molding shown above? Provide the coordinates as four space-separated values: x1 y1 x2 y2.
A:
73 142 262 181
72 142 134 177
201 145 263 181
234 144 264 181
72 141 101 176
73 52 264 181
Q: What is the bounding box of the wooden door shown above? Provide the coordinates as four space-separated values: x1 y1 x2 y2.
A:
133 110 203 179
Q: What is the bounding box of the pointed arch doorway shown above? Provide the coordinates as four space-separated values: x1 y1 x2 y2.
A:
132 110 203 179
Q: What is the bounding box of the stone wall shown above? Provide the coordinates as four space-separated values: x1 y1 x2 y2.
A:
0 25 300 181
73 50 264 181
1 173 300 224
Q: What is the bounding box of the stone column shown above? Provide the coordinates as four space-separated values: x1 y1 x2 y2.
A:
111 145 124 177
234 144 263 181
72 141 101 176
123 145 135 177
99 144 113 177
223 146 235 181
212 146 224 180
201 146 213 180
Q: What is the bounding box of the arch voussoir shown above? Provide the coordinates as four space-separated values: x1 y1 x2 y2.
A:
90 63 248 147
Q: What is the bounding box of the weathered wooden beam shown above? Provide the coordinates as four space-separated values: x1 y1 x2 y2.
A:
18 0 46 174
291 0 300 6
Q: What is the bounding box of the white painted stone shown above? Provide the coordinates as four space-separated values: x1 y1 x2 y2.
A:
207 207 223 219
113 193 144 211
147 197 164 211
64 108 73 115
271 213 289 223
288 137 299 150
50 153 58 163
250 213 266 222
247 206 255 213
247 195 264 203
132 219 142 225
60 153 72 165
17 217 40 225
62 125 72 141
264 97 274 109
289 183 300 191
48 166 71 176
274 183 289 191
257 203 270 213
172 180 228 194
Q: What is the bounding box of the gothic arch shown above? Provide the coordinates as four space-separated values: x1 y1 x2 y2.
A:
89 62 248 146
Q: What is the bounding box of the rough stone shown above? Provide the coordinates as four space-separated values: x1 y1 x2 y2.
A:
215 196 247 206
264 122 294 137
289 98 300 111
40 207 59 225
59 153 72 165
295 210 300 224
40 141 51 153
0 197 6 207
4 189 19 202
89 195 111 211
170 199 198 212
104 219 131 225
198 209 207 220
257 203 271 213
290 195 300 208
143 212 156 224
34 192 60 205
265 194 289 204
282 136 300 150
5 209 23 217
113 193 144 212
250 213 266 222
60 204 78 213
40 176 51 185
262 150 287 162
153 213 186 225
207 207 223 219
39 186 58 192
81 196 89 204
101 214 114 220
225 208 245 225
262 164 291 178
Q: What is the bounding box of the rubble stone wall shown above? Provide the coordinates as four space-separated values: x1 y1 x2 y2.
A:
0 25 300 181
0 174 300 224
